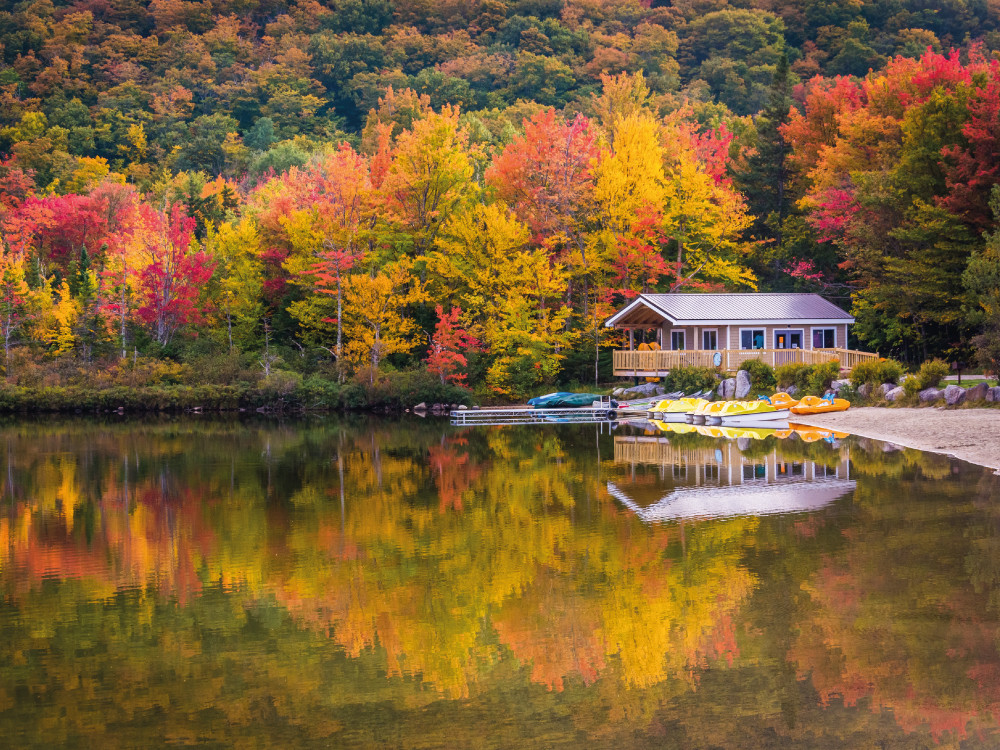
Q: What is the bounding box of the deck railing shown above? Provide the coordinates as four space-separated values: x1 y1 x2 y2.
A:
612 347 879 376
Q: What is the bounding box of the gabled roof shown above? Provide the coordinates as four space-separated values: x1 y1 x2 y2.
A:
605 293 855 327
606 479 855 524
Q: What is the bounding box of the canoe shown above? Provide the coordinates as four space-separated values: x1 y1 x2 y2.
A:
789 395 850 415
528 392 604 408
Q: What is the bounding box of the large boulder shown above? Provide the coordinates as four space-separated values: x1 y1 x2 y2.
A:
785 385 800 397
735 369 752 399
944 384 967 406
858 383 872 398
988 386 1000 402
831 378 851 393
919 387 942 403
718 377 736 399
886 386 906 402
612 387 625 397
621 382 659 398
879 382 895 397
966 382 989 402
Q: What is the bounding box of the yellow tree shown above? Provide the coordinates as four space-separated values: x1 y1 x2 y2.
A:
427 203 572 397
342 259 427 381
206 219 264 351
659 120 756 291
381 105 475 259
592 112 666 240
0 253 28 368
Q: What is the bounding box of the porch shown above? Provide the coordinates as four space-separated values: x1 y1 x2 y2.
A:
611 347 880 377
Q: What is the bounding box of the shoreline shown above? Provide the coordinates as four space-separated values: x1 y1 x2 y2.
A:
791 407 1000 474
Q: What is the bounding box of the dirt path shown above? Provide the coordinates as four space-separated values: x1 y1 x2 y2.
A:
792 407 1000 473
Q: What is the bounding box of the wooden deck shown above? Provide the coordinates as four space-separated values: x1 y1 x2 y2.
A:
612 347 879 376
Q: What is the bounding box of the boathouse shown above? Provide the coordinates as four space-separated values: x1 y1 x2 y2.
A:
604 293 878 376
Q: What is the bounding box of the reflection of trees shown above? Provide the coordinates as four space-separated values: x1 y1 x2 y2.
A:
788 444 1000 743
0 420 998 746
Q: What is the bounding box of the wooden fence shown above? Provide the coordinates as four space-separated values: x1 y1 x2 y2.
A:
612 347 879 376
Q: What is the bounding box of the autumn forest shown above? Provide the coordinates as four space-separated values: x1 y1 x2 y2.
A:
3 0 1000 401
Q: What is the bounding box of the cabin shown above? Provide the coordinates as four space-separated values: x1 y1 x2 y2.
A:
604 292 879 377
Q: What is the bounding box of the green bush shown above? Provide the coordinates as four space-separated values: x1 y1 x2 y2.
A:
738 359 776 392
805 360 840 395
914 359 950 390
775 360 841 395
663 366 717 394
775 362 811 390
850 358 904 387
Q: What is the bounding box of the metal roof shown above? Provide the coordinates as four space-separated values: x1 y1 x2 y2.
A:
605 293 854 327
606 478 856 523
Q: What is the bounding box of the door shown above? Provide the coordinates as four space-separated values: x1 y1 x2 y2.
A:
774 330 803 349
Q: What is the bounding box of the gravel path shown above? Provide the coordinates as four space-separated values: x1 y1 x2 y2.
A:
792 407 1000 473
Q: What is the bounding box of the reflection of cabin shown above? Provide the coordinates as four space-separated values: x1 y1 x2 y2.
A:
605 293 879 376
609 435 854 523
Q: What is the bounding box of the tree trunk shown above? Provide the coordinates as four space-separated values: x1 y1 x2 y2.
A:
336 272 343 383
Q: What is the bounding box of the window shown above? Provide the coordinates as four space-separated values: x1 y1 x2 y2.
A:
742 464 766 481
774 329 803 349
702 329 718 350
776 461 804 479
671 330 686 350
812 328 836 349
814 462 837 479
740 329 765 350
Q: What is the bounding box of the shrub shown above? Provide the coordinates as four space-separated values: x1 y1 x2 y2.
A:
914 359 950 390
738 359 776 392
775 360 842 395
663 366 717 394
805 360 840 395
850 358 904 387
775 362 811 390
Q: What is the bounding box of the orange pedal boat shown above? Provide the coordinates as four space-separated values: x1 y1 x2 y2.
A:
789 395 850 415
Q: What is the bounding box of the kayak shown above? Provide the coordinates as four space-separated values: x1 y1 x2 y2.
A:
719 400 790 426
528 392 604 408
790 395 850 415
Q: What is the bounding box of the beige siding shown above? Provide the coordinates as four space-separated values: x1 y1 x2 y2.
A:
654 322 851 352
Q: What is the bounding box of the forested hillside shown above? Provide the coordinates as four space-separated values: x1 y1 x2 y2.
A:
1 0 1000 400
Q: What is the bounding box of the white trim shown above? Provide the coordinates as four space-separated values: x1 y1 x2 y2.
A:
738 327 767 350
773 328 804 350
701 327 719 350
604 296 854 328
604 296 679 327
810 326 837 349
666 317 854 326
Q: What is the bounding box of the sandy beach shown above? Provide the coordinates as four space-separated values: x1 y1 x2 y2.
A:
793 407 1000 473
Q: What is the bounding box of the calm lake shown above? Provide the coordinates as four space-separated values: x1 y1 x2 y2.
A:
0 416 998 748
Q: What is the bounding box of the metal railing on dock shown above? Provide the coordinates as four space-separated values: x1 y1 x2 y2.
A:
450 406 622 427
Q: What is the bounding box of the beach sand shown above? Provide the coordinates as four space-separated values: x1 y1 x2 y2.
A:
793 407 1000 473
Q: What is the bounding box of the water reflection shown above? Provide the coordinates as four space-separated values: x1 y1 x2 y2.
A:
0 417 997 748
610 426 854 521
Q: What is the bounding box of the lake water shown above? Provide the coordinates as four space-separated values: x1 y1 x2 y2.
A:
0 416 998 748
